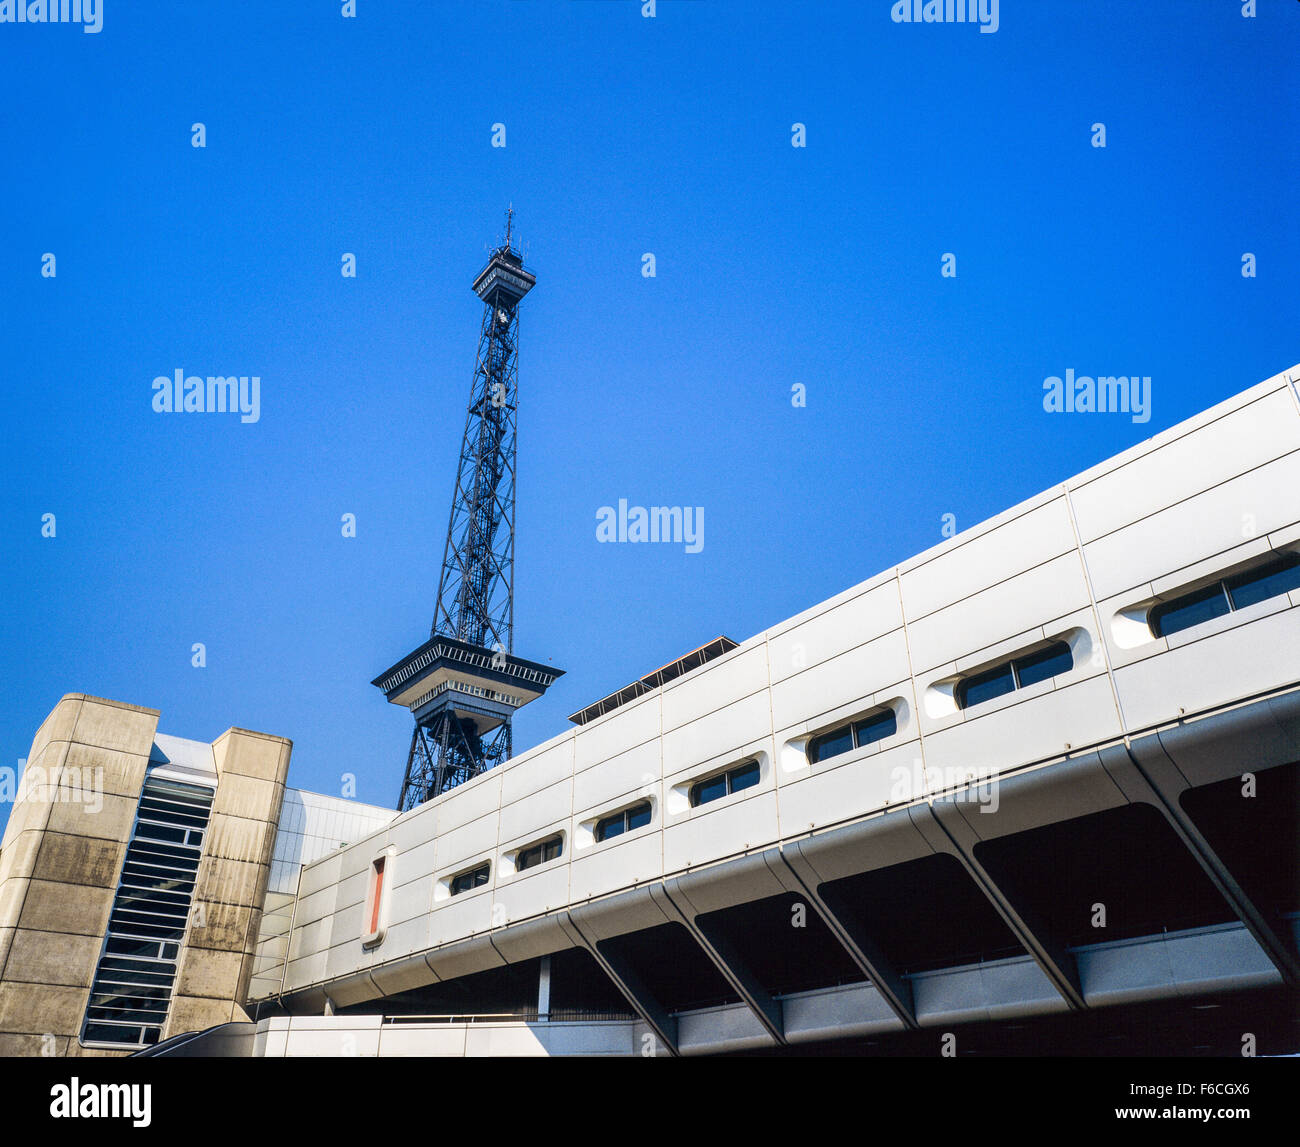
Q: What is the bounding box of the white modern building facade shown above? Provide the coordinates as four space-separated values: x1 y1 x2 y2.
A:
196 360 1300 1057
9 362 1299 1058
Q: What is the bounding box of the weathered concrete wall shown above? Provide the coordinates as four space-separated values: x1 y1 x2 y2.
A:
164 728 290 1039
0 695 156 1057
0 699 292 1056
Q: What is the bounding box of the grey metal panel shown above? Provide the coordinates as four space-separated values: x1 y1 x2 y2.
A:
1152 687 1300 787
782 983 904 1044
922 801 1085 1009
489 914 576 963
660 880 786 1045
791 806 934 882
949 750 1127 842
425 934 505 981
1121 732 1300 984
1077 924 1282 1006
368 952 441 998
567 884 673 942
666 848 796 916
320 970 381 1009
675 1002 775 1055
911 957 1070 1027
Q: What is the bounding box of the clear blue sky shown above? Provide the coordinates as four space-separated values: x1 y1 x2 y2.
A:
2 0 1297 822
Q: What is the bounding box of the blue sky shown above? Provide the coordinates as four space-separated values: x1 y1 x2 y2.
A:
2 0 1297 822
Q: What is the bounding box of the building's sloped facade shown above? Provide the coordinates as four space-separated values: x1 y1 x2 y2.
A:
242 364 1300 1056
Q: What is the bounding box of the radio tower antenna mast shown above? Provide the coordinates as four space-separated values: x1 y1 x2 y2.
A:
373 210 564 812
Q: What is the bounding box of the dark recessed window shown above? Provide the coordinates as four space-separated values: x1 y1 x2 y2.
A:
957 663 1016 710
809 726 853 763
808 706 899 764
1014 641 1075 689
1150 583 1230 638
1151 553 1300 638
956 641 1074 711
516 835 563 872
854 708 898 747
689 759 761 808
449 862 490 896
595 802 652 842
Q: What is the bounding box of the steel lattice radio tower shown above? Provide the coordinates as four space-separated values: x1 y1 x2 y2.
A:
373 210 563 812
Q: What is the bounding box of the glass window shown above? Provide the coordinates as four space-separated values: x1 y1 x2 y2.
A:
690 761 760 807
958 663 1015 709
956 641 1075 711
1150 582 1231 638
729 760 761 793
809 725 853 763
81 774 214 1049
1014 641 1073 689
690 773 729 807
595 812 625 842
450 863 490 896
854 708 897 747
517 836 563 871
808 708 898 766
1224 554 1300 611
596 803 651 841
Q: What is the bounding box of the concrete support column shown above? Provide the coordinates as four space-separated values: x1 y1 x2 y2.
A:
537 954 551 1021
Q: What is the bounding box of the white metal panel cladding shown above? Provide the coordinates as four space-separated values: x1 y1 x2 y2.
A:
269 365 1300 1002
79 774 215 1049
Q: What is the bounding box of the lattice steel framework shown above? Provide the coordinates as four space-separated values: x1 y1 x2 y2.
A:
397 211 535 811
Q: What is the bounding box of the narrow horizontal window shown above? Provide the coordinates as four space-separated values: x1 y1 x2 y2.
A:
449 862 490 896
854 708 898 747
956 641 1074 711
808 706 899 764
517 835 563 872
957 663 1015 710
595 801 652 842
689 760 761 807
1150 583 1230 638
808 726 853 764
1223 553 1300 612
1013 641 1074 689
1150 553 1300 638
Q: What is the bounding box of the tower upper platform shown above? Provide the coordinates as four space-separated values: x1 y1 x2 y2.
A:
372 635 563 737
472 245 535 308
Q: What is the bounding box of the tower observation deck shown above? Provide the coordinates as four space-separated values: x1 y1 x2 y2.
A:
375 211 563 811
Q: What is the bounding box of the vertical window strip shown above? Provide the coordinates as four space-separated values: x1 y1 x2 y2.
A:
80 775 214 1049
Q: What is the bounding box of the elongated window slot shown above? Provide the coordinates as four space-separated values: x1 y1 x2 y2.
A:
449 862 490 896
808 706 898 764
594 802 652 843
516 835 563 872
1150 552 1300 638
955 641 1074 711
689 759 761 808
